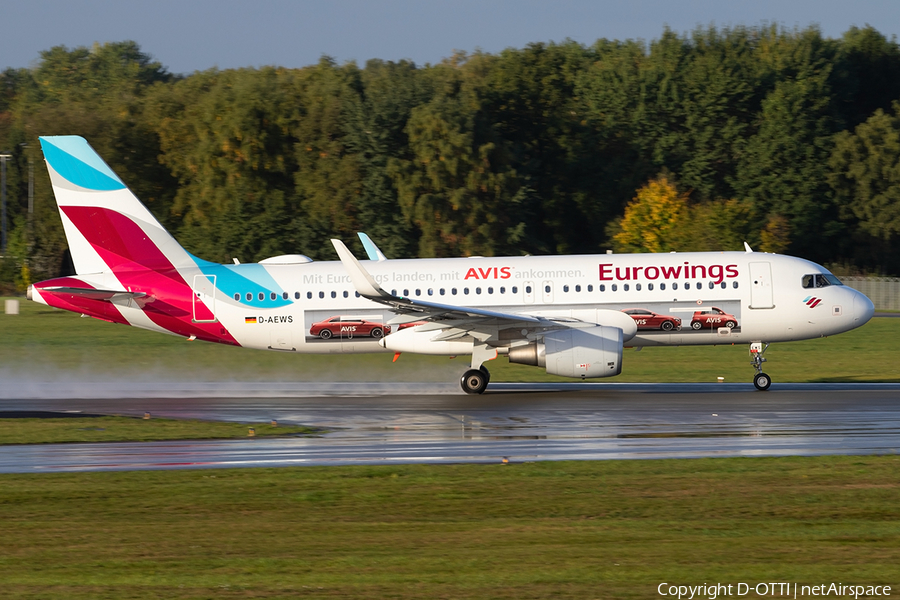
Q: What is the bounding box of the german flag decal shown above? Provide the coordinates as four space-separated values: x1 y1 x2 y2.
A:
245 316 258 324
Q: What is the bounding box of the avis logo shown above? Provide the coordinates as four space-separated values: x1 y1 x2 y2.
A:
803 296 823 308
464 267 512 280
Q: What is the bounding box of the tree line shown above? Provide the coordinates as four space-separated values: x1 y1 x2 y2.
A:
1 25 900 293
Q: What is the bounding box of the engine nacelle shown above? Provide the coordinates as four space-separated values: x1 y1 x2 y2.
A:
508 326 623 378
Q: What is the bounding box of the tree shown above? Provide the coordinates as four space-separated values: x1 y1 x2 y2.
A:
387 57 530 257
828 103 900 271
613 175 689 253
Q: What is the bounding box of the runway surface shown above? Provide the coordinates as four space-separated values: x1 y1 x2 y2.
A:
2 382 899 472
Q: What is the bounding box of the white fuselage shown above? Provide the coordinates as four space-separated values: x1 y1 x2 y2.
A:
77 251 871 354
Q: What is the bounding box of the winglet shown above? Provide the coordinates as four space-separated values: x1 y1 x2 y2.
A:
331 239 390 298
357 232 388 261
743 241 754 253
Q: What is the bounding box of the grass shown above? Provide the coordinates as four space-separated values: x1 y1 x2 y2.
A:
2 297 899 384
0 456 898 599
0 416 318 445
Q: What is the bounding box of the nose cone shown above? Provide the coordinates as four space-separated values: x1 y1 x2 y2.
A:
853 291 875 325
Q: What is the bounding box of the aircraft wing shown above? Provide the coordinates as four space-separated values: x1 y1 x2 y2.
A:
332 239 541 321
357 232 388 261
330 240 636 343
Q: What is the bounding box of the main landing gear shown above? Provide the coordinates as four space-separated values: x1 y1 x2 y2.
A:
461 343 497 394
460 366 491 395
750 342 771 391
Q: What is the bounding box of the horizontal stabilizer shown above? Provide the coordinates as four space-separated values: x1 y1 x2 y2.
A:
37 286 147 301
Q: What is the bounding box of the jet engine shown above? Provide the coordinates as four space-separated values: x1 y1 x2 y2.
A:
508 326 623 378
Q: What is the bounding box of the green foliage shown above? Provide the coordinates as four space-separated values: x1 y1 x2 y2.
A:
828 103 900 272
3 26 900 287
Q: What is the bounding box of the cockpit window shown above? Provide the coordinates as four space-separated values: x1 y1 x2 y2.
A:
802 274 843 289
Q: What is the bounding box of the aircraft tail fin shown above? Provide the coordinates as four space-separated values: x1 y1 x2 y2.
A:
39 136 195 275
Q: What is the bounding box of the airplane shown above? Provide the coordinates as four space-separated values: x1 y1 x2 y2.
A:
27 136 875 394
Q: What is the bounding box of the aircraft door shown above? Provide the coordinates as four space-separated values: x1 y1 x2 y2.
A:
523 281 534 304
749 262 774 309
192 274 217 322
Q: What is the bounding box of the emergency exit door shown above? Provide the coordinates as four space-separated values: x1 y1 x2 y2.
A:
749 262 774 309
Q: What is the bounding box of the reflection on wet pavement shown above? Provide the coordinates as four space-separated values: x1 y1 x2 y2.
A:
1 382 899 472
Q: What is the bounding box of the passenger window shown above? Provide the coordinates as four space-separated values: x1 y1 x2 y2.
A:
612 284 617 292
246 292 252 301
464 288 470 295
563 285 569 292
599 284 605 292
271 292 277 300
331 291 336 299
403 289 409 296
525 285 532 293
636 283 642 291
282 292 289 300
733 281 739 289
415 289 421 296
258 292 265 301
476 287 482 294
500 287 506 294
343 291 349 298
545 285 551 293
488 287 494 294
587 284 593 292
233 293 240 301
624 284 630 291
452 288 458 295
575 285 581 292
696 282 702 290
660 283 666 291
720 282 726 289
307 292 312 299
512 286 518 293
440 288 446 295
319 291 324 299
672 283 678 290
428 288 433 296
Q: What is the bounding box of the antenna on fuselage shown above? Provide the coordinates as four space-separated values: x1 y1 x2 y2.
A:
743 242 754 253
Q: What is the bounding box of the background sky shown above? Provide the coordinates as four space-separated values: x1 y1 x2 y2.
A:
1 0 898 74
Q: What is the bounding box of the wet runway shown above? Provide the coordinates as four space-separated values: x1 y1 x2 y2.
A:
2 382 900 472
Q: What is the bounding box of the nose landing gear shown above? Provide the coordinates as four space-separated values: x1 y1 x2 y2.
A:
750 342 771 391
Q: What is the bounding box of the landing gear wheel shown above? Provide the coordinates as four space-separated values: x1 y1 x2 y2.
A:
479 365 491 385
461 369 488 394
754 372 771 391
